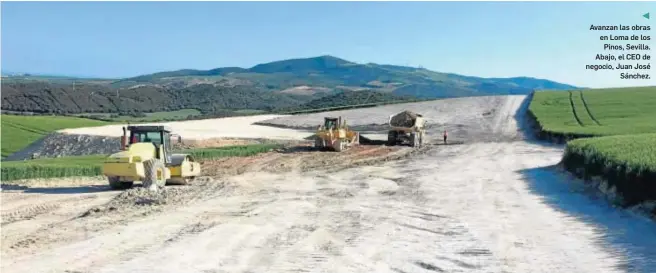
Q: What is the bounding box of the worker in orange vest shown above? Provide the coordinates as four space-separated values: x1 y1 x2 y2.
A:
443 129 448 144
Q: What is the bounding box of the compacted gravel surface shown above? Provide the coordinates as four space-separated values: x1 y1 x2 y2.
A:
2 95 655 273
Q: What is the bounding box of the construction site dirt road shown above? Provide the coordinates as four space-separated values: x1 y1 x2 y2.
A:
2 95 656 273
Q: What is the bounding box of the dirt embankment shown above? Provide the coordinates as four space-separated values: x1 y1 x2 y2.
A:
202 142 433 177
3 133 121 161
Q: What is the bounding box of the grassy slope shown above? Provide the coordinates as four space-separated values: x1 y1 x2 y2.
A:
1 144 282 181
529 86 656 136
563 133 656 205
1 115 111 158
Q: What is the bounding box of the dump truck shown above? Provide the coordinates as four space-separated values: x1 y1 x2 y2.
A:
387 111 426 147
315 116 360 152
102 125 201 190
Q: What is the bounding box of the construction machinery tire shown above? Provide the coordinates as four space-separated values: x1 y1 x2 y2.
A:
108 176 133 190
334 139 345 152
166 176 194 185
387 131 397 146
410 132 418 147
314 137 323 149
420 132 425 146
143 159 167 190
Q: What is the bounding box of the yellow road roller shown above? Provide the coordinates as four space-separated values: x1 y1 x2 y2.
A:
102 125 201 190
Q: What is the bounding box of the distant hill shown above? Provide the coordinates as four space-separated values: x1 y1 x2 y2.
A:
120 55 577 94
0 81 306 115
1 55 578 116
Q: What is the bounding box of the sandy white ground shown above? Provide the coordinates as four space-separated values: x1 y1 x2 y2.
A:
258 95 507 129
257 95 522 144
4 95 656 273
60 114 314 140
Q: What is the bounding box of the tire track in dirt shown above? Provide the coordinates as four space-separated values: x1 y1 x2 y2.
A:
340 147 498 272
3 168 331 273
92 194 291 272
569 91 585 127
578 90 602 126
2 183 240 273
2 201 67 225
2 179 227 259
73 167 400 272
89 185 321 273
1 193 110 226
2 144 413 268
401 141 625 273
1 192 118 254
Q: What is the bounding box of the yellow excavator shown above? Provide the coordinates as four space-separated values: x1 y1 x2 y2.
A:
102 125 201 190
314 116 359 152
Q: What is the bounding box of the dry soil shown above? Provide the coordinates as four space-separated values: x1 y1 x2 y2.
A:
2 95 655 273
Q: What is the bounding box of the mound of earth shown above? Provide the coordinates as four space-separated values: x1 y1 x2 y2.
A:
3 133 121 161
389 110 420 127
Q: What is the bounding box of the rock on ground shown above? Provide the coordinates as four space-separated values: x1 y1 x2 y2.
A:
3 133 121 161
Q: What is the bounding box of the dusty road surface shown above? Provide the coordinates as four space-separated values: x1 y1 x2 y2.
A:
3 95 656 273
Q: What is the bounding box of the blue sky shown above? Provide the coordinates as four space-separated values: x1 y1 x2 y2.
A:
2 1 654 88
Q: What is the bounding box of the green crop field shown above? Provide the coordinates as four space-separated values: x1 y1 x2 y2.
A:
1 115 110 158
1 144 282 181
563 133 656 205
565 133 656 173
0 155 107 181
182 144 281 160
530 86 656 205
529 86 656 136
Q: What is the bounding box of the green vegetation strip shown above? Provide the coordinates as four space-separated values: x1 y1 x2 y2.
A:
181 144 281 160
563 133 656 205
1 115 111 158
530 86 656 205
578 91 601 126
0 144 282 181
567 91 585 127
1 155 106 181
529 86 656 137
